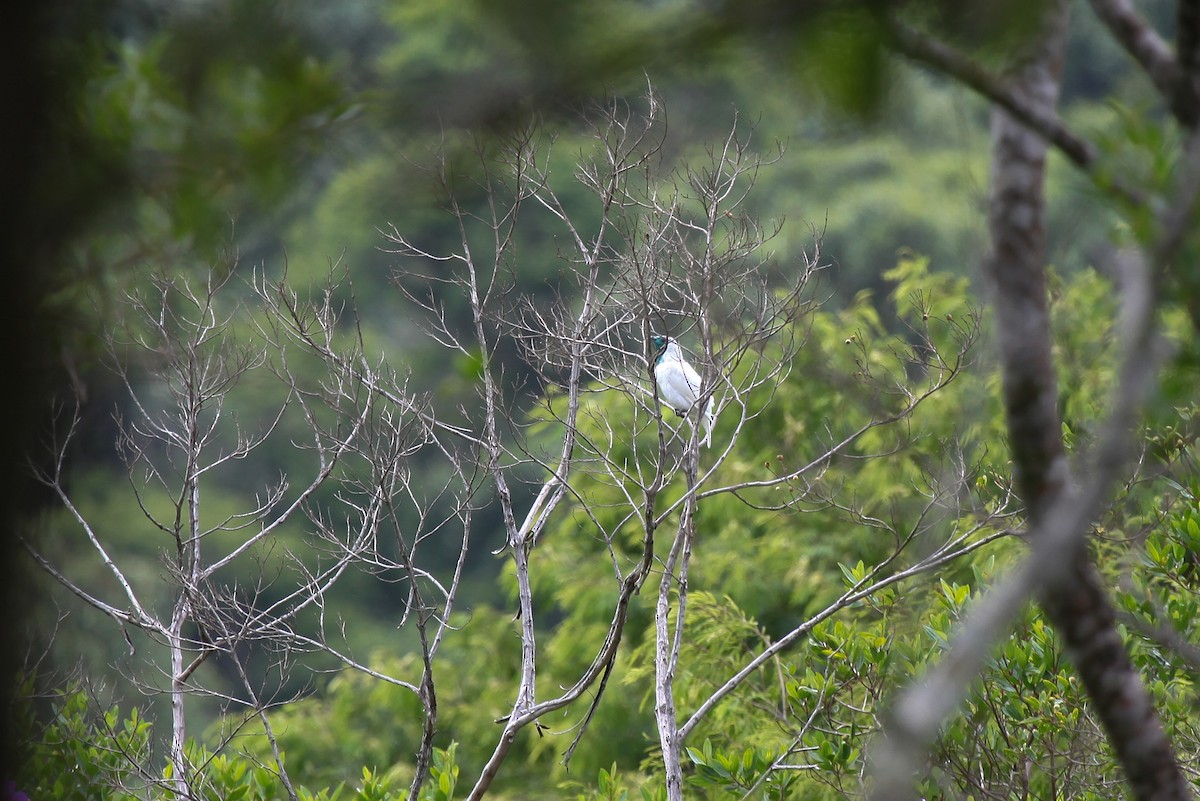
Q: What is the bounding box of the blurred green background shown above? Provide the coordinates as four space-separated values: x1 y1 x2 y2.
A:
9 1 1192 798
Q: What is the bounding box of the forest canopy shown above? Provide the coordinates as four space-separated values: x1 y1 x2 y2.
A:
8 2 1200 801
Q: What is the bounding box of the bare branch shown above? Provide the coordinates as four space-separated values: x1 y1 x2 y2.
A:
1087 0 1187 120
885 16 1115 189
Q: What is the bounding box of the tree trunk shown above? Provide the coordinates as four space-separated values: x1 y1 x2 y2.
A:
168 606 191 800
985 3 1192 799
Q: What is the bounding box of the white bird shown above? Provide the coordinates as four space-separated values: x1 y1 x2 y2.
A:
651 335 715 448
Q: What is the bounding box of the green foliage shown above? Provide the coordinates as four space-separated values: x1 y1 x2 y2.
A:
180 745 292 801
17 687 152 801
27 1 1200 798
13 683 466 801
420 745 460 801
685 738 793 798
494 259 1199 799
34 225 1199 800
240 651 425 791
25 256 1200 798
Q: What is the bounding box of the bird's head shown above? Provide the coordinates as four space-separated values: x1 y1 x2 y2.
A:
651 335 669 361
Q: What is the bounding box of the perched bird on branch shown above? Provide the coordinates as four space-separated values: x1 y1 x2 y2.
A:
651 335 715 448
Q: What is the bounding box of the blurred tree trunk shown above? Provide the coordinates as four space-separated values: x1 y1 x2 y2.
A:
984 2 1191 799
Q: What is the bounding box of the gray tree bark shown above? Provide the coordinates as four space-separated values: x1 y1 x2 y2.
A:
985 3 1192 799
